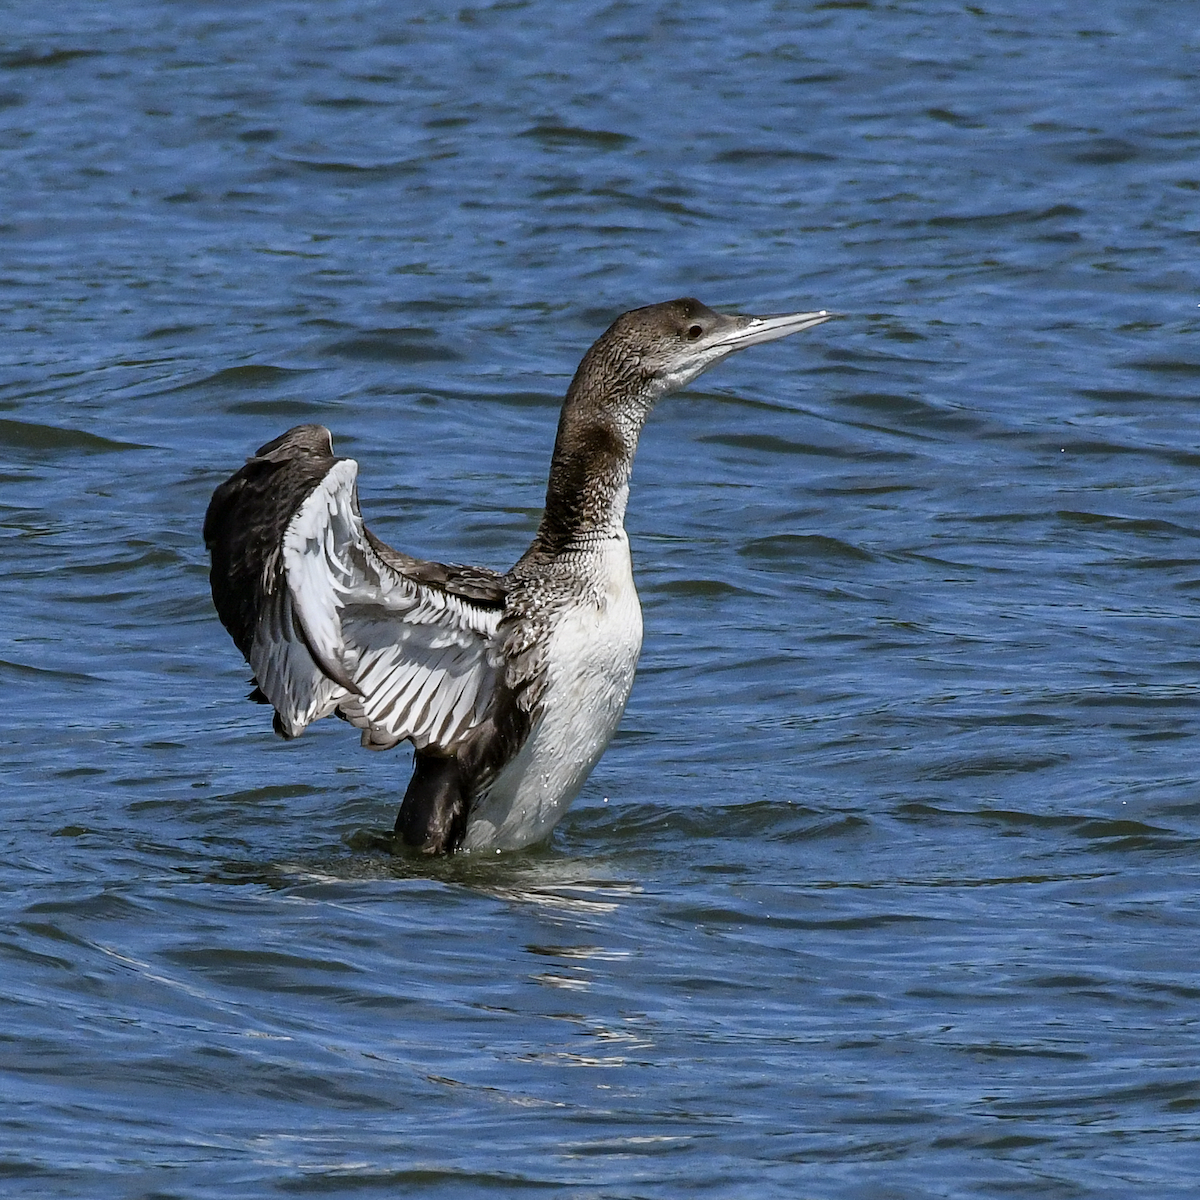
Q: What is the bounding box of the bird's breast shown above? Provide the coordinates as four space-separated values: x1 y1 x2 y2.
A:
462 534 643 850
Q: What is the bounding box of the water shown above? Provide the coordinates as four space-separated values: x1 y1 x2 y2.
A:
3 2 1200 1196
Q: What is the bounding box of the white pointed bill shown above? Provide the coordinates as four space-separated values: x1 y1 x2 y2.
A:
710 309 835 351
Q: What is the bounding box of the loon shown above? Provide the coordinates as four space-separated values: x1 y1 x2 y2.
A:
203 298 832 855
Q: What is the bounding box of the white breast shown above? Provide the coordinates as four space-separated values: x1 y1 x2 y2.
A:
462 533 643 851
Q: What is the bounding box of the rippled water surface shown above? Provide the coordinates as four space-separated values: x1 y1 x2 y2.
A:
4 2 1200 1196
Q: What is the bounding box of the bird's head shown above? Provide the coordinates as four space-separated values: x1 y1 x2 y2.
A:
598 297 834 400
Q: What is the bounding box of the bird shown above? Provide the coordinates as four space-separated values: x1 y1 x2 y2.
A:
203 298 832 855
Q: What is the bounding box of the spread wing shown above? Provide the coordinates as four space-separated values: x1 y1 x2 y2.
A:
203 424 508 753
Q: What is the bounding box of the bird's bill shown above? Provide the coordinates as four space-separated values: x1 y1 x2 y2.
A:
710 309 835 351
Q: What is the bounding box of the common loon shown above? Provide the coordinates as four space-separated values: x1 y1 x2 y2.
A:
203 298 832 854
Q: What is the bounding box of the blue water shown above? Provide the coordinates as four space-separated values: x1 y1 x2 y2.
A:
3 2 1200 1196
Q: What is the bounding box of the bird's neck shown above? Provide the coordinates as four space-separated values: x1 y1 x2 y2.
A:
524 346 657 561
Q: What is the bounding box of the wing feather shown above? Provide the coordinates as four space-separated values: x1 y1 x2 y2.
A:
277 459 504 751
205 425 508 753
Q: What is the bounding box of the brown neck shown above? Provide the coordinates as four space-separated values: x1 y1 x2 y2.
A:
523 337 657 560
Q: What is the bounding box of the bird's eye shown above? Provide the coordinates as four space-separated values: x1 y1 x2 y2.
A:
686 324 704 341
